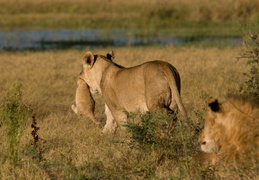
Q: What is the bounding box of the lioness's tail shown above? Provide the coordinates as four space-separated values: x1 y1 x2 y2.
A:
167 65 188 120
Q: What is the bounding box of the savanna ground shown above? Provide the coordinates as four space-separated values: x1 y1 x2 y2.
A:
1 46 257 179
0 0 258 179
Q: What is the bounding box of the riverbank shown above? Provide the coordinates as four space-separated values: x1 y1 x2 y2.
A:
0 29 243 50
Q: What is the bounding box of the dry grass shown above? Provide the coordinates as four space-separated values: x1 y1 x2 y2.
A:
0 0 258 35
0 46 257 179
1 0 258 19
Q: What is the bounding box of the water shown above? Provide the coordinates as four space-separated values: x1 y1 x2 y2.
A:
0 29 243 50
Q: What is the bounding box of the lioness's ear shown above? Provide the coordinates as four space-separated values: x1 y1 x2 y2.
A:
208 98 221 112
82 51 95 69
106 51 115 61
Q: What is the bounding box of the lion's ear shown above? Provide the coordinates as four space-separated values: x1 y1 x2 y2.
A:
106 51 115 61
82 51 95 69
208 98 221 112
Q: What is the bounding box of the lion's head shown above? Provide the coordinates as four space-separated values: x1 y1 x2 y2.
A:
199 94 259 163
81 51 115 95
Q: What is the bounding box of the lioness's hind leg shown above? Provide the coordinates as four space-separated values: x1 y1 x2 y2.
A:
146 92 170 114
144 70 170 113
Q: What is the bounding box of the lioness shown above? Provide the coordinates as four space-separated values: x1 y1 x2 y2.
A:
199 94 259 164
71 51 115 125
81 51 188 133
71 71 99 124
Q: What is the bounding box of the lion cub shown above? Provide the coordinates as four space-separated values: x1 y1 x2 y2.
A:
71 72 99 124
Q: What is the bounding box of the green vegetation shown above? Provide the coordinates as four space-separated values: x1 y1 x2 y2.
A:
0 83 31 165
0 0 258 37
239 25 259 97
125 112 200 165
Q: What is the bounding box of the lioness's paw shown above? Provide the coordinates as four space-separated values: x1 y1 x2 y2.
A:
102 123 117 133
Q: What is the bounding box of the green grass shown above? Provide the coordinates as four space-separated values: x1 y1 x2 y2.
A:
0 83 31 166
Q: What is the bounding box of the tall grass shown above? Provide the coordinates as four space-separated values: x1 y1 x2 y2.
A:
0 83 31 166
0 47 256 179
0 0 258 36
1 0 258 21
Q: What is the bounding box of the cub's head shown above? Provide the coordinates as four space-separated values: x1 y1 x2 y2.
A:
77 71 87 86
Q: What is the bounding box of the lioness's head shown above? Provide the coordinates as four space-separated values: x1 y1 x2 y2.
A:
81 51 115 94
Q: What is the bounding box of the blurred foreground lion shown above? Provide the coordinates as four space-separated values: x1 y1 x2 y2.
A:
198 94 259 164
81 51 188 133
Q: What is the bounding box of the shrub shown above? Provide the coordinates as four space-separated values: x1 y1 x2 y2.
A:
238 24 259 97
125 112 200 158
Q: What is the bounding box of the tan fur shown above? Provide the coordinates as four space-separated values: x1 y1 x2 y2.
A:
193 152 217 165
81 51 188 133
71 72 99 124
199 94 259 164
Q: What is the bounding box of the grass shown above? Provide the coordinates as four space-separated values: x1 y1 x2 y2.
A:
0 0 258 37
0 46 257 179
0 83 31 166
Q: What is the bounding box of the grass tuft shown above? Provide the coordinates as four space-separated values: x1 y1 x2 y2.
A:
0 83 31 166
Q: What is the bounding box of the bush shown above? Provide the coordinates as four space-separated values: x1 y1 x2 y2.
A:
125 112 200 158
239 24 259 97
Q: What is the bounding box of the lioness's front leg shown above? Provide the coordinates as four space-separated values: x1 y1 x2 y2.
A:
109 108 128 131
102 104 117 133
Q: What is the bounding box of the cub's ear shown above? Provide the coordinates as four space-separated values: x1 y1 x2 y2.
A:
82 51 95 69
106 51 115 61
78 70 84 80
208 98 221 112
